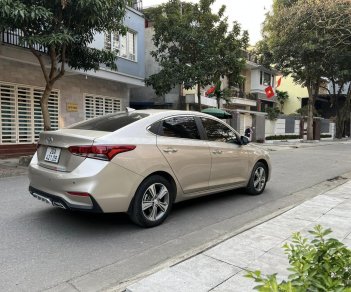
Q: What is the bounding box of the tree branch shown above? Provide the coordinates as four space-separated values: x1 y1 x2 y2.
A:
51 44 66 84
48 46 57 80
30 47 49 83
22 28 50 84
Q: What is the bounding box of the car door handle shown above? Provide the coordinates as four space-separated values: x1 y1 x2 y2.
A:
163 148 178 153
212 150 223 154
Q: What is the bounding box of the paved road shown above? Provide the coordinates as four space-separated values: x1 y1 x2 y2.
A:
1 143 351 292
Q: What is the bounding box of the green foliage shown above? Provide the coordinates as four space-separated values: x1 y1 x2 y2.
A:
276 90 289 112
0 0 126 72
0 0 126 130
252 40 274 69
296 106 321 117
262 0 351 139
246 225 351 291
266 107 280 121
145 0 248 106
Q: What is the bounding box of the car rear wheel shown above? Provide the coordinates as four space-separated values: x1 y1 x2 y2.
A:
129 175 173 227
246 162 267 195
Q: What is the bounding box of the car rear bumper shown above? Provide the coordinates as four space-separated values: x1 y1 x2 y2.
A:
28 153 145 213
29 186 103 213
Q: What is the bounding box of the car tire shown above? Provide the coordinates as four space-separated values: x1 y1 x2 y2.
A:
129 175 173 227
246 162 268 195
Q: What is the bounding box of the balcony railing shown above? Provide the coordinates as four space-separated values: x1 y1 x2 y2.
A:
1 29 47 53
127 0 143 12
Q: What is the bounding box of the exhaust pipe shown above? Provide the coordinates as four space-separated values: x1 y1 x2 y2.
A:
52 201 66 209
31 192 67 209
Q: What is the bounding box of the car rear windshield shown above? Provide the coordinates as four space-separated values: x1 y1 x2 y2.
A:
69 113 149 132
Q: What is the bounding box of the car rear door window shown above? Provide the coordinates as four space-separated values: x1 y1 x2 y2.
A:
201 117 238 143
160 116 200 140
69 113 149 132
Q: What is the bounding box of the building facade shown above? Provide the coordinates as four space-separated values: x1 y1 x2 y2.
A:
0 5 145 157
130 24 277 112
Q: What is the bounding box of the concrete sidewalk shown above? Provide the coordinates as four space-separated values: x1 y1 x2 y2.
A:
126 180 351 292
253 139 351 152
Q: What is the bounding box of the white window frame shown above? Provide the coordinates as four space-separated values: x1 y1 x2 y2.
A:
83 93 122 120
104 29 137 62
0 81 60 144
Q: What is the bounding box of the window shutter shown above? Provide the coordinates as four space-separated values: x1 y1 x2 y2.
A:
84 94 121 119
17 86 32 143
0 84 16 143
0 82 59 144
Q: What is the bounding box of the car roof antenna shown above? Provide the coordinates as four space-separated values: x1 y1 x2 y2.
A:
126 107 136 114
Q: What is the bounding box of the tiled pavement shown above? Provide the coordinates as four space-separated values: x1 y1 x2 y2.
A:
126 181 351 292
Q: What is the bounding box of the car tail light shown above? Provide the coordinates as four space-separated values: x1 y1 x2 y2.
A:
68 145 136 161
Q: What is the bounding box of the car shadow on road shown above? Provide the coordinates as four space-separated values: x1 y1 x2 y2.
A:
173 188 247 211
27 188 252 235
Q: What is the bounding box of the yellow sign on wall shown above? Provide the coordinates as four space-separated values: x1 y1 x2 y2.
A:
66 102 78 112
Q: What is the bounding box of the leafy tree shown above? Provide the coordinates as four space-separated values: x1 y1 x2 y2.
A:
145 0 248 111
322 49 351 139
262 0 351 140
275 90 289 113
0 0 126 130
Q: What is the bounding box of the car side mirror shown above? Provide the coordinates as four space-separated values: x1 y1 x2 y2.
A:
241 136 250 145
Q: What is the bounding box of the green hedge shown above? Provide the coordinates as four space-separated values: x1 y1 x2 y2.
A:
265 134 332 140
265 135 300 140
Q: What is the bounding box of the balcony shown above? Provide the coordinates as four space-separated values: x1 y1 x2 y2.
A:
1 29 47 53
226 97 256 107
185 94 218 107
127 0 143 12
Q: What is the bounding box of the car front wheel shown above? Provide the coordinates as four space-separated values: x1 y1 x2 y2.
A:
246 162 267 195
129 175 173 227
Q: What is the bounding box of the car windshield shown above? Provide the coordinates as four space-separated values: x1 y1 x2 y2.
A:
69 112 149 132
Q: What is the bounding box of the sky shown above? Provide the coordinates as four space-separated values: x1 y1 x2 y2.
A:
143 0 273 45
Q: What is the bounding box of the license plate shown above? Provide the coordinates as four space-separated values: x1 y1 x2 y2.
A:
44 147 61 163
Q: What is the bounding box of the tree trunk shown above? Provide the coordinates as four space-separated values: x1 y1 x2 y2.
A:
306 86 314 140
197 83 202 111
335 94 342 139
336 83 351 139
41 83 53 131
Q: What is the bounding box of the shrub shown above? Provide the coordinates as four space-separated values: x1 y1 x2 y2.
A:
265 135 300 140
266 107 281 121
246 225 351 291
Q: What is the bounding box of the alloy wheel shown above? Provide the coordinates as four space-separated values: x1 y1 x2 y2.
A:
253 167 266 192
141 183 170 221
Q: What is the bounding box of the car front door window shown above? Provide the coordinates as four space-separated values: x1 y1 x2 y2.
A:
201 117 238 143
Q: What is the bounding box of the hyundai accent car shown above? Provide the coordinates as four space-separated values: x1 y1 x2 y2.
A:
28 109 271 227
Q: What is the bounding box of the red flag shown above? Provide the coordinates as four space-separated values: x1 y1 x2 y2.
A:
276 77 282 88
206 86 216 95
265 86 275 99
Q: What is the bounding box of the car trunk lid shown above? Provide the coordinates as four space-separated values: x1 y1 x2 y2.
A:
37 129 108 172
